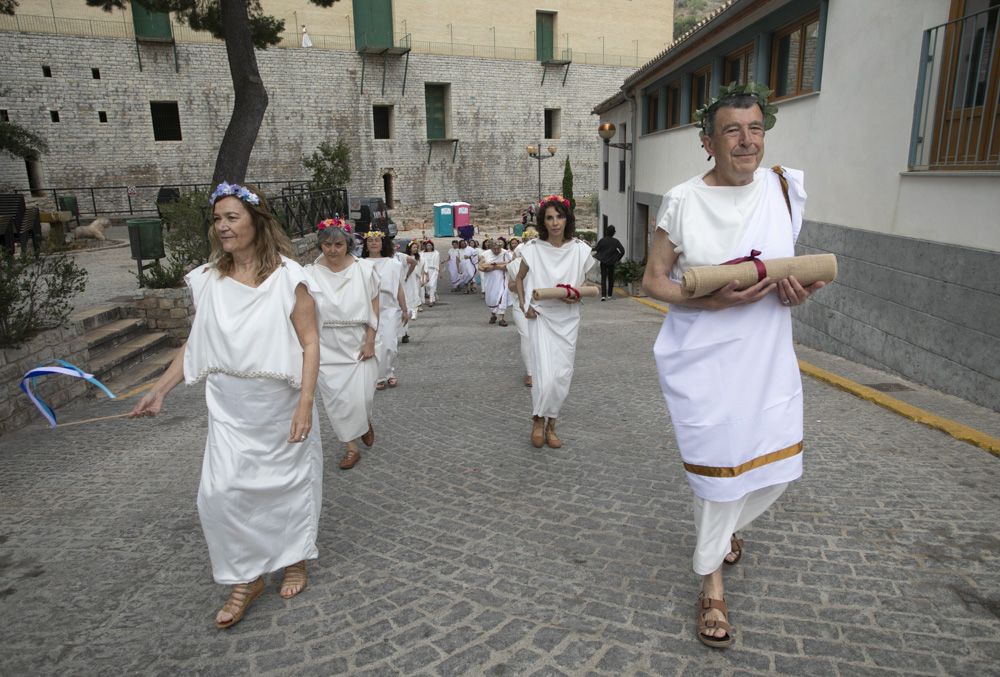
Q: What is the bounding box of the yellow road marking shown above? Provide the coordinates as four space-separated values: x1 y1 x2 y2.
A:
627 294 1000 458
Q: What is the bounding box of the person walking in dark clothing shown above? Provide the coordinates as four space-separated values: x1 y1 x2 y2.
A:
593 225 626 300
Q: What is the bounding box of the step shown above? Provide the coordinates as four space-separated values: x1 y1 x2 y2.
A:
69 304 123 332
81 317 147 352
99 347 175 398
86 331 171 380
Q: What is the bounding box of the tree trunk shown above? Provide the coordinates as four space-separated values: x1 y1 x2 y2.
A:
212 0 269 185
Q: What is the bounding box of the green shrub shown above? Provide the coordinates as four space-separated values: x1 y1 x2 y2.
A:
138 190 212 289
0 252 88 347
303 140 351 192
577 230 597 244
614 260 645 285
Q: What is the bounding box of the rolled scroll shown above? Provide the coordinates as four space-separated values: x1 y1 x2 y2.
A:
681 253 837 298
532 285 601 300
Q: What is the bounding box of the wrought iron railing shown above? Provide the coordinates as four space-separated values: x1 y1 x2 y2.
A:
909 5 1000 170
0 13 650 66
269 188 349 239
13 180 311 218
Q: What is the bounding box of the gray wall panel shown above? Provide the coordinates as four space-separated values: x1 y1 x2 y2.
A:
793 220 1000 411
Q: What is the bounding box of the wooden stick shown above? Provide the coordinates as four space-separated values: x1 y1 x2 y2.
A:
56 412 133 428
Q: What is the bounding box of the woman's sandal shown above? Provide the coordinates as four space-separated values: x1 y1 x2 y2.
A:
375 380 387 391
724 534 744 566
498 318 508 327
279 561 307 599
697 592 734 648
387 377 398 388
361 421 375 447
215 576 264 629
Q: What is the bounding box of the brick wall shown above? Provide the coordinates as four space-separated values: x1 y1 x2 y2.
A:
0 32 632 215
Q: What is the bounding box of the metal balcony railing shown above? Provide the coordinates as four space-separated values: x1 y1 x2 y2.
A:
910 5 1000 170
0 13 650 67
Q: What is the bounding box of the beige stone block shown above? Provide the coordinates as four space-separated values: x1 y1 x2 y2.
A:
158 298 175 309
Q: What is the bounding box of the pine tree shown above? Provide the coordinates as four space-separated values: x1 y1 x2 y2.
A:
561 156 576 211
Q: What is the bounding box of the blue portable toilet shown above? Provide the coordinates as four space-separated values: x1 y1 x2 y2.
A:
433 202 454 237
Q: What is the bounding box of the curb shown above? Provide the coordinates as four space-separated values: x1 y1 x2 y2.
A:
626 294 1000 458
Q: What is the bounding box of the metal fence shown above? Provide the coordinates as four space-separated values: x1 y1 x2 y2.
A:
909 5 1000 170
270 187 349 239
15 180 311 219
0 13 650 67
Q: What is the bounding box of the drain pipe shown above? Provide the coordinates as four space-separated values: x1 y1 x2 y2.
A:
626 91 637 261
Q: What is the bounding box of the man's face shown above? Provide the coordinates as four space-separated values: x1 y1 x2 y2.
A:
703 105 765 185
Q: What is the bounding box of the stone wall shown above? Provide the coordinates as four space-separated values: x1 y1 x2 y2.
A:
0 32 632 216
0 324 91 434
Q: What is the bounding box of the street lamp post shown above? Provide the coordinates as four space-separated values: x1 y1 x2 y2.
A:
526 143 557 205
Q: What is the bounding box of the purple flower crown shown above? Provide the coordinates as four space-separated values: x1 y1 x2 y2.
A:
209 182 261 206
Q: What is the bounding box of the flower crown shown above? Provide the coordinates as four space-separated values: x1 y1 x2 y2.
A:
693 81 778 132
539 194 570 210
364 230 385 239
317 216 352 233
209 181 261 206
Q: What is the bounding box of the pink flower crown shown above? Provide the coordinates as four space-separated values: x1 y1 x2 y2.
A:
317 216 352 233
539 194 570 210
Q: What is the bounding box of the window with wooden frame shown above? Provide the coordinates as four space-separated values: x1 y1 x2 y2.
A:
725 43 756 86
689 65 712 119
645 90 660 133
666 81 682 128
771 12 821 99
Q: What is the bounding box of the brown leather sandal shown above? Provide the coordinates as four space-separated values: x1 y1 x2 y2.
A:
531 416 545 448
375 380 386 391
361 421 375 447
697 593 733 648
215 576 264 629
387 377 398 388
279 561 307 599
545 419 562 449
724 534 744 566
339 448 361 469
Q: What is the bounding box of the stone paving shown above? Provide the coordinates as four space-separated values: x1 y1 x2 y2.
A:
1 275 999 676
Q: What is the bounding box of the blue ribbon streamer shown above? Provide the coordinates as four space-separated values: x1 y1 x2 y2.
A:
19 359 116 427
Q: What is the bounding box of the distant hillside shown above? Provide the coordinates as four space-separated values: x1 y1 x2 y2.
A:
674 0 730 40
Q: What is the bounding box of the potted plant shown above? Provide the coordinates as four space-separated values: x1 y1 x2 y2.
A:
614 260 645 296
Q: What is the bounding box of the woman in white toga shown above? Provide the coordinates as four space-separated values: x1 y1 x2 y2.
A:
514 195 597 449
129 182 322 629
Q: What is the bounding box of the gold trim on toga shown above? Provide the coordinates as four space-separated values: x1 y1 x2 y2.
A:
683 442 803 478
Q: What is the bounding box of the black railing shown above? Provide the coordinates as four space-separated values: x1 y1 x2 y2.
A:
14 180 312 219
269 188 349 239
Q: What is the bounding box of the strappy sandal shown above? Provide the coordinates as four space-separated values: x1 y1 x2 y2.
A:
215 576 264 629
531 416 545 448
545 419 562 449
361 421 375 447
387 377 398 388
697 593 734 648
339 448 360 469
279 561 307 599
524 375 532 387
498 318 508 327
724 534 744 566
375 380 386 391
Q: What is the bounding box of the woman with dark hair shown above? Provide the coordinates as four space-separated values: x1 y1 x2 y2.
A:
306 219 379 470
362 231 408 389
594 224 626 300
403 240 424 319
514 196 597 448
129 182 322 628
421 240 440 306
457 240 477 293
480 237 512 325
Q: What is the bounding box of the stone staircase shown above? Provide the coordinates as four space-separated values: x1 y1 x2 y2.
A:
68 304 175 397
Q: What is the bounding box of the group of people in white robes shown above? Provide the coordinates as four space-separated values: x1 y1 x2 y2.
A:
126 83 826 653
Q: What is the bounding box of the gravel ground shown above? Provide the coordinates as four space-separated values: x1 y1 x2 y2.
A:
66 225 146 311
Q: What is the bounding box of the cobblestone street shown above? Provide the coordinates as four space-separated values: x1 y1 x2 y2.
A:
1 280 999 676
